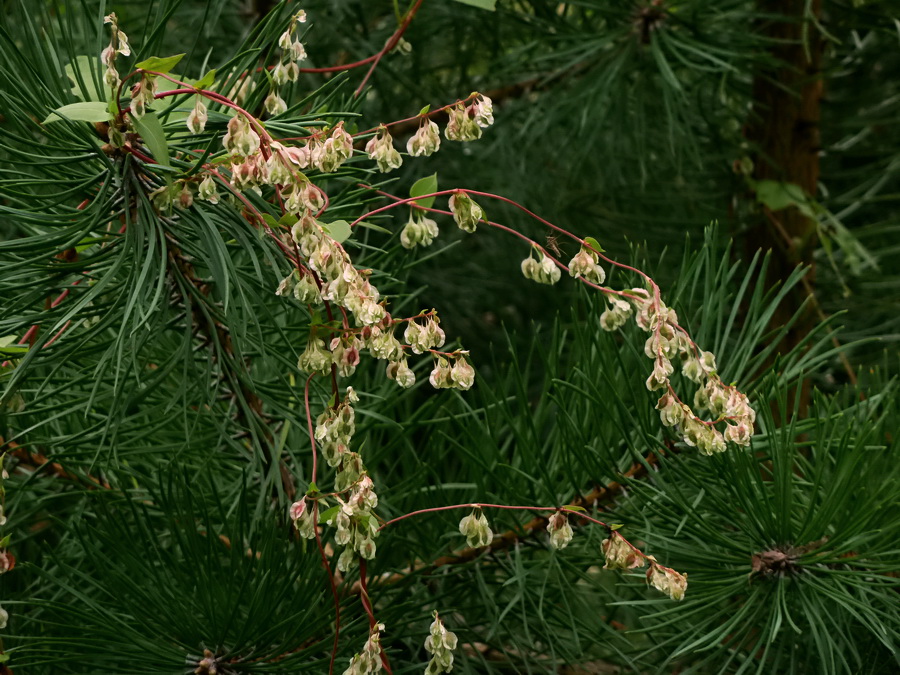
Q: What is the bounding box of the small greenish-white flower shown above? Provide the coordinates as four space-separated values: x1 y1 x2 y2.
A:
450 355 475 390
407 119 441 156
298 337 331 374
445 102 482 141
655 393 685 428
601 532 645 570
424 612 458 674
400 212 439 249
265 91 287 116
546 511 574 550
470 94 494 128
568 246 606 285
648 561 688 601
292 273 320 304
521 250 561 285
197 175 219 204
186 98 208 134
429 356 453 389
458 510 492 548
365 126 402 173
386 358 416 388
448 191 483 233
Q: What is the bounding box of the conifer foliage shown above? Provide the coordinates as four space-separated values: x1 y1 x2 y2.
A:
0 2 897 674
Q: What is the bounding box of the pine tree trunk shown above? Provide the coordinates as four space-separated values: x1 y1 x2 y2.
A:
745 0 824 412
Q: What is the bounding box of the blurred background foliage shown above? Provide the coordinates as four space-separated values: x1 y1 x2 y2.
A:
0 0 898 673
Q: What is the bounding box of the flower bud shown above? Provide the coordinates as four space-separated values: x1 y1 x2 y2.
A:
177 184 194 209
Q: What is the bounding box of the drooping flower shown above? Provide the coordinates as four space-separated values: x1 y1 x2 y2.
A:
407 119 441 156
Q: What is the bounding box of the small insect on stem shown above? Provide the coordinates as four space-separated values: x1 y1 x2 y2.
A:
545 233 563 257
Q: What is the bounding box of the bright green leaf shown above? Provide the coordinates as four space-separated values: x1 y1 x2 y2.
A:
43 102 112 124
132 112 171 167
321 220 352 244
754 180 815 219
410 173 438 209
135 54 186 74
561 505 587 513
65 56 102 102
318 505 340 525
306 482 319 496
194 69 216 90
609 523 624 531
452 0 497 10
583 236 606 254
418 104 431 116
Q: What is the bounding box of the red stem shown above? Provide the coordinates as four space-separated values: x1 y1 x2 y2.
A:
305 373 319 484
358 560 393 674
313 502 341 675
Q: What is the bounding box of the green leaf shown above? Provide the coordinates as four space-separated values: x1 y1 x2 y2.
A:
43 102 112 124
194 69 216 90
609 523 624 531
754 180 815 219
306 482 319 496
452 0 497 10
410 173 438 209
320 220 352 244
318 505 340 525
418 104 431 116
0 335 19 348
262 214 279 229
583 236 605 254
279 213 299 228
0 534 10 548
355 221 392 235
561 505 587 513
132 112 171 167
135 54 186 74
65 56 102 102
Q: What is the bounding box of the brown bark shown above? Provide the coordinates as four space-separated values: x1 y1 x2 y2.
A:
745 0 825 413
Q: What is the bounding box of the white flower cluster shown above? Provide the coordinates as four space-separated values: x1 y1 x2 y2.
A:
521 248 562 285
342 623 385 675
400 211 440 249
424 612 458 675
269 10 309 116
458 510 493 548
596 287 755 453
445 95 493 142
567 245 606 285
101 14 130 89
